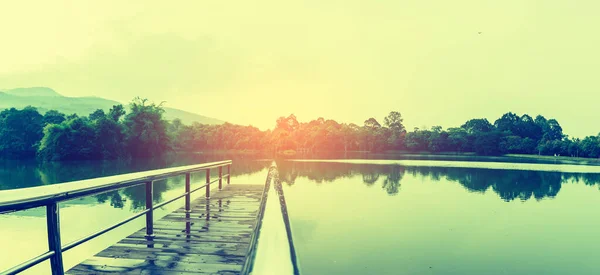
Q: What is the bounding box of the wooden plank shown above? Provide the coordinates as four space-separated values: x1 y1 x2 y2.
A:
66 184 263 275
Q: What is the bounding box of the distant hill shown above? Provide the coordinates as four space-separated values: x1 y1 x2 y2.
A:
0 87 225 125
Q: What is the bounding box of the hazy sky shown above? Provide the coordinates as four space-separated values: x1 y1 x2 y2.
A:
1 1 598 137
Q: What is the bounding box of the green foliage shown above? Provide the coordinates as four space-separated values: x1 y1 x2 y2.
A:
38 117 98 161
384 112 406 149
168 110 600 158
89 109 106 121
95 106 127 159
579 136 600 158
447 128 471 152
43 110 66 125
473 131 503 155
0 107 44 157
404 129 430 151
123 98 170 158
462 118 494 133
108 104 126 121
383 111 405 133
1 103 600 160
37 100 164 161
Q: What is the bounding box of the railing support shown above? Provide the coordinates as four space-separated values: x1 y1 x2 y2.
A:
219 166 223 190
145 181 154 239
46 202 64 275
185 173 191 213
227 165 231 185
205 169 211 199
0 160 232 275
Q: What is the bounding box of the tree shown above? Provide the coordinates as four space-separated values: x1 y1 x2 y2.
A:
0 107 44 157
544 119 564 141
516 114 543 140
428 128 449 152
123 97 171 157
95 116 126 159
38 117 98 161
383 111 406 133
447 127 470 152
473 131 502 155
404 129 430 152
364 118 381 129
340 123 359 152
384 111 406 149
43 110 66 125
276 114 299 132
494 112 520 134
361 118 383 152
580 136 600 158
462 118 494 134
89 109 106 121
108 104 126 122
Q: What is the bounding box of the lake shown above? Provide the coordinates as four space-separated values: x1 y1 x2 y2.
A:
278 159 600 275
2 154 600 274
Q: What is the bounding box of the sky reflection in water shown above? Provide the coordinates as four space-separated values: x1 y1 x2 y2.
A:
279 160 600 275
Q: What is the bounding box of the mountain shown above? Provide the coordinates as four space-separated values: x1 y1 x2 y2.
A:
0 87 225 125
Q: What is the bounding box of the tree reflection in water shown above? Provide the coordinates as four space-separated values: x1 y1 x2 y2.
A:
277 161 600 201
0 154 271 210
95 157 270 209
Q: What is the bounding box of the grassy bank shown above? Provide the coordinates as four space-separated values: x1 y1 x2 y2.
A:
377 151 600 166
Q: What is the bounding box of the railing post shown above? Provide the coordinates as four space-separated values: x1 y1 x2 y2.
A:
145 181 154 239
205 169 211 199
206 200 211 221
227 165 231 185
185 173 191 213
218 166 223 190
47 202 64 275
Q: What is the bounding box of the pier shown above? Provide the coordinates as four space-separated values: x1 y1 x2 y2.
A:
0 160 272 275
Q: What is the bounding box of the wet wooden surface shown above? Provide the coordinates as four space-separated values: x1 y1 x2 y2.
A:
66 184 263 275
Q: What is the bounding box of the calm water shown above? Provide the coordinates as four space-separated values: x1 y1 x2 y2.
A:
2 155 600 274
279 160 600 275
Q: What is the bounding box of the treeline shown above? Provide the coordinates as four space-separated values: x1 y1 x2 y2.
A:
170 112 600 158
1 99 600 161
0 98 170 161
173 111 598 158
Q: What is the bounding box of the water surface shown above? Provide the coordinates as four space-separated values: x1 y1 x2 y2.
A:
279 160 600 275
3 155 600 275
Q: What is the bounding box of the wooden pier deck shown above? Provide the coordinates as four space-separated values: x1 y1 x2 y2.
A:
66 184 264 275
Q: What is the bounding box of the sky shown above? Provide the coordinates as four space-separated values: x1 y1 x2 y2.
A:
1 1 599 138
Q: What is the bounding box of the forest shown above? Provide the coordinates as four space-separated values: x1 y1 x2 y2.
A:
0 98 599 161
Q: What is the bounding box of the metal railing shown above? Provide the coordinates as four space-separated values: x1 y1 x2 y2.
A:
240 162 301 275
240 163 275 275
0 160 232 275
